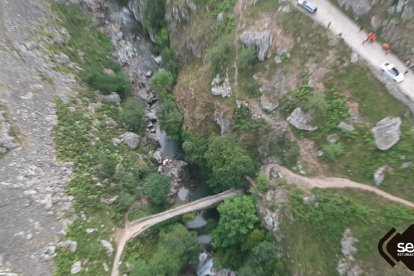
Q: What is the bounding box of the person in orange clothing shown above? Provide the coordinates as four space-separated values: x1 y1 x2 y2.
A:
382 43 390 54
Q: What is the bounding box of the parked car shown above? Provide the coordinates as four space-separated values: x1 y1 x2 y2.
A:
380 62 404 83
297 0 318 14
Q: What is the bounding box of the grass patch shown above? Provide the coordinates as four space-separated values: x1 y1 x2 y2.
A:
281 188 414 275
51 3 131 97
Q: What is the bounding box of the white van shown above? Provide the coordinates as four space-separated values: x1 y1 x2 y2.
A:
297 0 318 14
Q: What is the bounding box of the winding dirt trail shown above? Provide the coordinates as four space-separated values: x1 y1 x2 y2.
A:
110 189 242 276
266 164 414 209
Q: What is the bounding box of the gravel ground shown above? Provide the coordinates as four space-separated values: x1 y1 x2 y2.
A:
0 0 75 275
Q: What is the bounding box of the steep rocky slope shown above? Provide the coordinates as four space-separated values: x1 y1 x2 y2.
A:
0 0 75 274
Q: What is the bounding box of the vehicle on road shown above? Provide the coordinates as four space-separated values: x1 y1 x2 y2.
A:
380 62 404 83
297 0 318 14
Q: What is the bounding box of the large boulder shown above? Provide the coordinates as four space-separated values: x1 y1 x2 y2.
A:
287 107 317 131
100 240 114 256
371 117 401 150
239 31 273 61
101 92 121 104
119 132 140 149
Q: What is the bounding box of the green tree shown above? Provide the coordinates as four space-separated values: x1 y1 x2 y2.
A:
119 97 145 132
237 47 258 73
144 173 170 206
204 136 255 191
206 35 233 75
131 224 201 276
212 196 258 249
239 241 282 276
182 134 208 167
141 0 165 35
150 71 174 98
114 192 135 214
161 48 180 78
157 100 183 139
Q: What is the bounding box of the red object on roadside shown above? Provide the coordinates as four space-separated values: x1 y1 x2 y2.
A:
383 43 390 50
369 33 377 42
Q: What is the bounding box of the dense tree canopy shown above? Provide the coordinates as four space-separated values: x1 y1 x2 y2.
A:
204 136 255 191
239 241 283 276
132 224 201 276
144 173 171 206
141 0 165 34
157 100 183 139
150 71 174 97
212 196 258 249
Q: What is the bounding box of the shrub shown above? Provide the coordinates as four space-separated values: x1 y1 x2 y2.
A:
84 69 132 98
114 192 135 214
141 0 165 34
119 97 145 132
95 154 117 179
237 47 258 73
161 48 180 78
254 174 269 193
157 100 183 139
205 136 256 191
322 143 345 161
206 36 233 75
144 173 171 206
150 71 174 98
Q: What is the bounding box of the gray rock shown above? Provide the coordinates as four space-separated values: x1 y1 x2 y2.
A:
85 228 97 234
287 107 318 131
396 0 405 13
217 12 225 22
56 52 70 65
198 235 212 245
177 187 190 201
337 0 372 16
100 240 114 256
240 31 273 61
402 6 414 20
120 132 140 149
214 109 231 135
327 134 339 144
153 149 163 164
71 261 82 274
371 117 401 150
0 111 19 154
112 137 122 146
101 92 121 103
154 55 162 64
211 71 231 97
186 213 207 229
374 165 388 186
260 95 278 112
103 262 109 272
337 121 354 132
350 52 359 63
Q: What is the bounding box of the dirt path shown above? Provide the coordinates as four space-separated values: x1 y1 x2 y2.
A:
266 163 414 208
296 0 414 101
111 189 242 276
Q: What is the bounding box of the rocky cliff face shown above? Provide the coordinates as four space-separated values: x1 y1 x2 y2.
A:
333 0 414 60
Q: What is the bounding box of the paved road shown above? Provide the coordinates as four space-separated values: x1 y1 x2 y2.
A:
267 164 414 209
110 189 243 276
297 0 414 101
